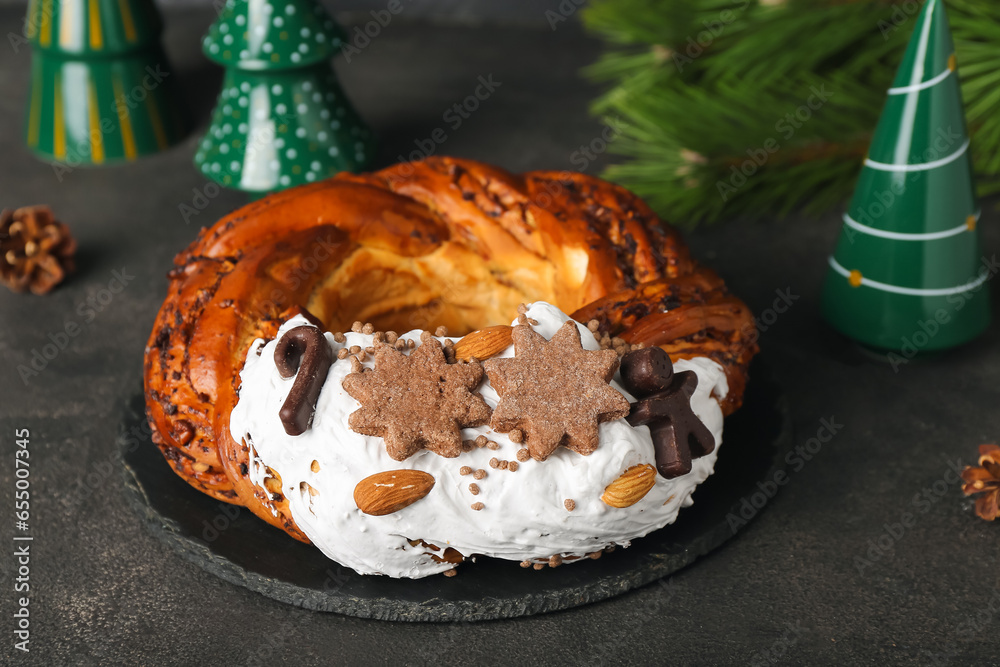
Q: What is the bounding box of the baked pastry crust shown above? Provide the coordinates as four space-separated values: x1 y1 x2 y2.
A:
143 157 758 542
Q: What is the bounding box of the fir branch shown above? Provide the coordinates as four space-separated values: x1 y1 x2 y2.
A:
583 0 1000 224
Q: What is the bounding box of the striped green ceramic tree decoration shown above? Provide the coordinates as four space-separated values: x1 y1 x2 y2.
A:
22 0 188 164
821 0 989 353
194 0 376 194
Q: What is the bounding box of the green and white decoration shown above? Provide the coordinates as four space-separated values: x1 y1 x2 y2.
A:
821 0 989 352
23 0 188 164
194 0 376 195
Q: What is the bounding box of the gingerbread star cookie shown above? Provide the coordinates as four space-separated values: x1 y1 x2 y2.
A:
342 334 492 461
484 320 630 461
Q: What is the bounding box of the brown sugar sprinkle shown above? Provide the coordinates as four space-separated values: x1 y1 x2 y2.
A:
489 457 500 469
351 321 363 333
532 563 545 570
361 323 375 335
459 466 473 476
475 435 488 448
564 499 576 511
337 348 350 360
469 483 480 495
471 502 484 511
333 332 347 343
516 448 530 462
443 569 457 577
486 440 500 451
508 461 519 472
310 460 320 473
509 429 524 444
434 325 448 337
386 331 398 344
520 560 532 569
473 469 486 480
549 554 563 568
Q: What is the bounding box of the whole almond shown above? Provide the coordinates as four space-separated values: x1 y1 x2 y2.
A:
453 325 513 362
601 464 657 508
354 470 436 516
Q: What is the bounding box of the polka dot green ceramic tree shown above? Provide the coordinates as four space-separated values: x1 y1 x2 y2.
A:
194 0 376 194
22 0 188 164
821 0 990 353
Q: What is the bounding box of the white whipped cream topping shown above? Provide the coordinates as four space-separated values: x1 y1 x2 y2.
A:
230 302 728 578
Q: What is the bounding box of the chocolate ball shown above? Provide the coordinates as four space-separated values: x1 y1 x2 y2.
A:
619 346 674 397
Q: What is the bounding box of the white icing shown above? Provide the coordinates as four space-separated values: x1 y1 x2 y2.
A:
230 302 728 578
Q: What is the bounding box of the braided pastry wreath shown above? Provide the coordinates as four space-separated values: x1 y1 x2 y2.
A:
144 157 758 577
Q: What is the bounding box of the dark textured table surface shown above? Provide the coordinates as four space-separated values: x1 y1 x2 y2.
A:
2 7 999 666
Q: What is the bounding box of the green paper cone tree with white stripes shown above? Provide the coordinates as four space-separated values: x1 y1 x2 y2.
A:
821 0 989 353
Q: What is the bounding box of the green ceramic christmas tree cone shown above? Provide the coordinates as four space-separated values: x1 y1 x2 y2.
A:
23 0 187 164
194 0 376 195
821 0 989 353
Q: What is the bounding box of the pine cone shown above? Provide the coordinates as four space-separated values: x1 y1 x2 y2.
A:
0 206 76 295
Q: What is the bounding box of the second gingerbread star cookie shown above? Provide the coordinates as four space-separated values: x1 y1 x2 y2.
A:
484 320 630 461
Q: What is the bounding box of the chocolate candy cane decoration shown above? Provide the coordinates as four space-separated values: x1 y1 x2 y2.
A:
274 326 333 436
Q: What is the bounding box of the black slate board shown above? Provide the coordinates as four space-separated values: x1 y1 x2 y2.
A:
120 358 792 622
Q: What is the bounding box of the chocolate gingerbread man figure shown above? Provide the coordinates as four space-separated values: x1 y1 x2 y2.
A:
619 347 715 479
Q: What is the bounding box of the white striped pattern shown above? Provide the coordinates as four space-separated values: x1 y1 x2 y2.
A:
828 256 989 297
842 210 979 241
864 138 970 173
887 66 953 95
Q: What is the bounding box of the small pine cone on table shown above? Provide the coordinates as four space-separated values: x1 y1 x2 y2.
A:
0 206 76 295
